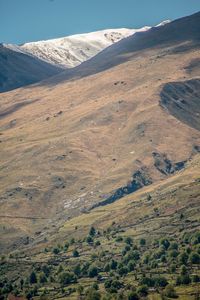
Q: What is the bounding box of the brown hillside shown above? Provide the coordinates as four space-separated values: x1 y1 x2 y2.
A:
0 12 200 252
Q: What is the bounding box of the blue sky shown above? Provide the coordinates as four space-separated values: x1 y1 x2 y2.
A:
0 0 200 44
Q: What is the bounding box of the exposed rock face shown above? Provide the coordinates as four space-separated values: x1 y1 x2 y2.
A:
152 152 186 175
92 168 152 209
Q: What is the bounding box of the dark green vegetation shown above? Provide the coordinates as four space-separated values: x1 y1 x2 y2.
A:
1 228 200 299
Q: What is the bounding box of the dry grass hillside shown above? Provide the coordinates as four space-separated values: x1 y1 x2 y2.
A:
0 13 200 253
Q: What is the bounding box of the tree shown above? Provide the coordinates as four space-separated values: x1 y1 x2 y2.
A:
140 277 153 287
160 238 170 250
128 291 139 300
92 282 99 290
59 272 77 286
180 265 188 275
57 264 64 273
192 275 200 283
179 252 188 265
140 238 146 246
89 227 96 237
110 259 118 270
20 278 24 290
137 285 148 296
52 247 60 255
190 252 200 264
77 285 84 295
116 236 123 242
128 261 135 272
70 237 75 245
86 236 94 244
147 194 152 201
42 265 50 277
154 276 168 287
73 249 79 257
88 265 98 278
104 263 110 272
163 284 177 298
86 288 101 300
170 264 176 273
192 232 200 244
131 250 140 261
95 240 101 247
124 237 133 245
39 272 47 283
176 274 191 285
169 242 178 250
169 250 179 258
30 271 37 284
118 266 128 276
74 264 81 277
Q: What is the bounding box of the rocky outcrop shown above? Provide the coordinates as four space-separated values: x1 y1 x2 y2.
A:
91 167 152 209
152 152 186 175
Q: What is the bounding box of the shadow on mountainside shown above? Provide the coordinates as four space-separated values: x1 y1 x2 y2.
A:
160 78 200 131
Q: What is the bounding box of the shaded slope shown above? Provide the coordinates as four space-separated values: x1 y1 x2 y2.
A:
0 45 63 93
160 79 200 131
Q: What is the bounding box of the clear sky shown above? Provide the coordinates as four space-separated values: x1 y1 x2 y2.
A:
1 0 200 45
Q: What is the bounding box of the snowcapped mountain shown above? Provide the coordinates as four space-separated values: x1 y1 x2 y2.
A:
5 28 151 69
1 21 171 92
4 22 170 69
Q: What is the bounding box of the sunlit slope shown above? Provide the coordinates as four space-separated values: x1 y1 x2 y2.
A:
0 12 200 251
57 154 200 244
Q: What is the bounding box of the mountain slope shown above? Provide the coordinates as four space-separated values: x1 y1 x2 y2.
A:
16 28 150 68
0 44 63 93
0 26 154 93
46 12 200 84
0 12 200 252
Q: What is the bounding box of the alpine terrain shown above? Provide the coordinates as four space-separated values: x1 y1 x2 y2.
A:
0 11 200 300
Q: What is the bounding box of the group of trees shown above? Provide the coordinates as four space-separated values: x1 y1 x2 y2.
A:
1 228 200 300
